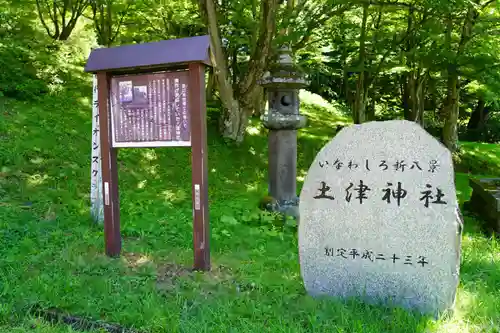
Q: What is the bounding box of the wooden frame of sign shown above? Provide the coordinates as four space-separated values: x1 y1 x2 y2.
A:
84 35 211 271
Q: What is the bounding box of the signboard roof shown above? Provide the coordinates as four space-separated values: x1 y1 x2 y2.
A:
85 35 212 73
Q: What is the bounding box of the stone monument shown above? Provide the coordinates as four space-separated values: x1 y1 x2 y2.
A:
298 120 463 317
464 177 500 233
259 45 308 217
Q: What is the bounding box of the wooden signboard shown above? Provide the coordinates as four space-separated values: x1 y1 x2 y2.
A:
110 71 191 147
84 36 211 271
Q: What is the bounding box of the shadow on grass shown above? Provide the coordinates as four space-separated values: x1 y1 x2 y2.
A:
456 142 500 176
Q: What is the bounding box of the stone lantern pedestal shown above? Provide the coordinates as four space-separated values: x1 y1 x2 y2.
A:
259 45 308 218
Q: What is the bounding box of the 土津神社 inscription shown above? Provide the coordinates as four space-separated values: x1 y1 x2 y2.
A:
298 120 462 317
313 179 447 207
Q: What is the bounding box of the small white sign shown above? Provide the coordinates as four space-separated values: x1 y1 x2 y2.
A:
194 184 201 210
104 182 110 206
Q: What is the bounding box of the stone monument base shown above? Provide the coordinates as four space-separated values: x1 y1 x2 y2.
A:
464 178 500 232
259 196 300 219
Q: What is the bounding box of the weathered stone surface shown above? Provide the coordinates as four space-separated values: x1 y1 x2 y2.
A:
465 178 500 232
298 120 462 317
261 112 307 130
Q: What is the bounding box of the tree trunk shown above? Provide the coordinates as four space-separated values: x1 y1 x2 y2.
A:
91 0 131 47
236 0 278 108
402 5 414 121
58 24 75 40
36 0 88 41
404 67 426 125
467 97 489 129
200 0 277 143
201 0 242 142
366 99 375 121
231 48 238 85
442 69 460 151
252 86 267 117
427 76 437 119
402 74 411 120
340 32 349 102
408 72 417 120
353 3 369 124
442 5 478 152
416 73 426 126
206 68 215 102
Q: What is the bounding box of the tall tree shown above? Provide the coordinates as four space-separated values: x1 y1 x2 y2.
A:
440 0 497 151
90 0 131 47
35 0 89 40
198 0 279 143
198 0 351 143
352 3 369 124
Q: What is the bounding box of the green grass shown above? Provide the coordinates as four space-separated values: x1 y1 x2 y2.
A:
0 84 499 333
456 141 500 177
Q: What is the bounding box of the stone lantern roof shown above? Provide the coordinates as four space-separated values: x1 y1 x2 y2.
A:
259 45 309 89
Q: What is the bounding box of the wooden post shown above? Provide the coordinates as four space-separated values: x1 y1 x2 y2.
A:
90 74 104 224
188 63 210 271
97 72 122 257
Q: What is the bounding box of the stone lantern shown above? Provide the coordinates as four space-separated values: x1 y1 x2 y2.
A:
259 45 308 218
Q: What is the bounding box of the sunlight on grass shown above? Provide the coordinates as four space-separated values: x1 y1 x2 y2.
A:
300 131 331 142
245 183 258 192
26 173 49 186
141 150 157 161
449 290 479 327
123 253 152 267
247 125 262 136
77 96 91 108
300 90 337 111
145 164 159 176
160 188 188 203
458 142 500 176
30 157 44 164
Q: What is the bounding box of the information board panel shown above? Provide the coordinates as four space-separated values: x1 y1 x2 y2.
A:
110 70 191 147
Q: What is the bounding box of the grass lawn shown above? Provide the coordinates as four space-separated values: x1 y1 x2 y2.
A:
0 81 499 333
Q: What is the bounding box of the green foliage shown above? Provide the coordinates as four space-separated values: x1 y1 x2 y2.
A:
117 0 204 45
300 0 500 144
459 113 500 144
0 0 94 100
1 0 499 144
0 3 48 99
454 142 500 175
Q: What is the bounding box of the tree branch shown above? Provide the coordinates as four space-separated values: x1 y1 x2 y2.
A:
136 11 166 37
370 10 433 85
293 4 351 51
238 0 279 100
481 0 496 10
111 2 132 44
36 0 56 38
